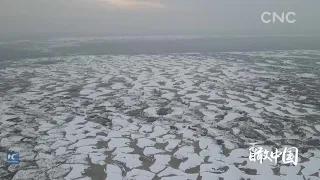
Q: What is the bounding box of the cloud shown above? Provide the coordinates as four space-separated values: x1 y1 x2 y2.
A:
98 0 165 9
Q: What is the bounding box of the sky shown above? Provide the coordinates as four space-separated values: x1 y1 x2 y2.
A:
0 0 319 37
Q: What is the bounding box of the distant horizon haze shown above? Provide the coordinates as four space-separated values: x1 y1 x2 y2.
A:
0 0 319 39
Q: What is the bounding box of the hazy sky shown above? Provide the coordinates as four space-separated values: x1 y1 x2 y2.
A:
0 0 319 36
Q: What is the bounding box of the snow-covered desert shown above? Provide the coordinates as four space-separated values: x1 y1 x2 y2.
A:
0 50 320 179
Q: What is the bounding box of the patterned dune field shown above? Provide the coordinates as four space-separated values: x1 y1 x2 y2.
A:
0 50 320 180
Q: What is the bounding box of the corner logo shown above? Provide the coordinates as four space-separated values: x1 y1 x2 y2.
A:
7 152 20 164
261 12 296 24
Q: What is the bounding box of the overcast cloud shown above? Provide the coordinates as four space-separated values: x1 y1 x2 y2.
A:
0 0 319 37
